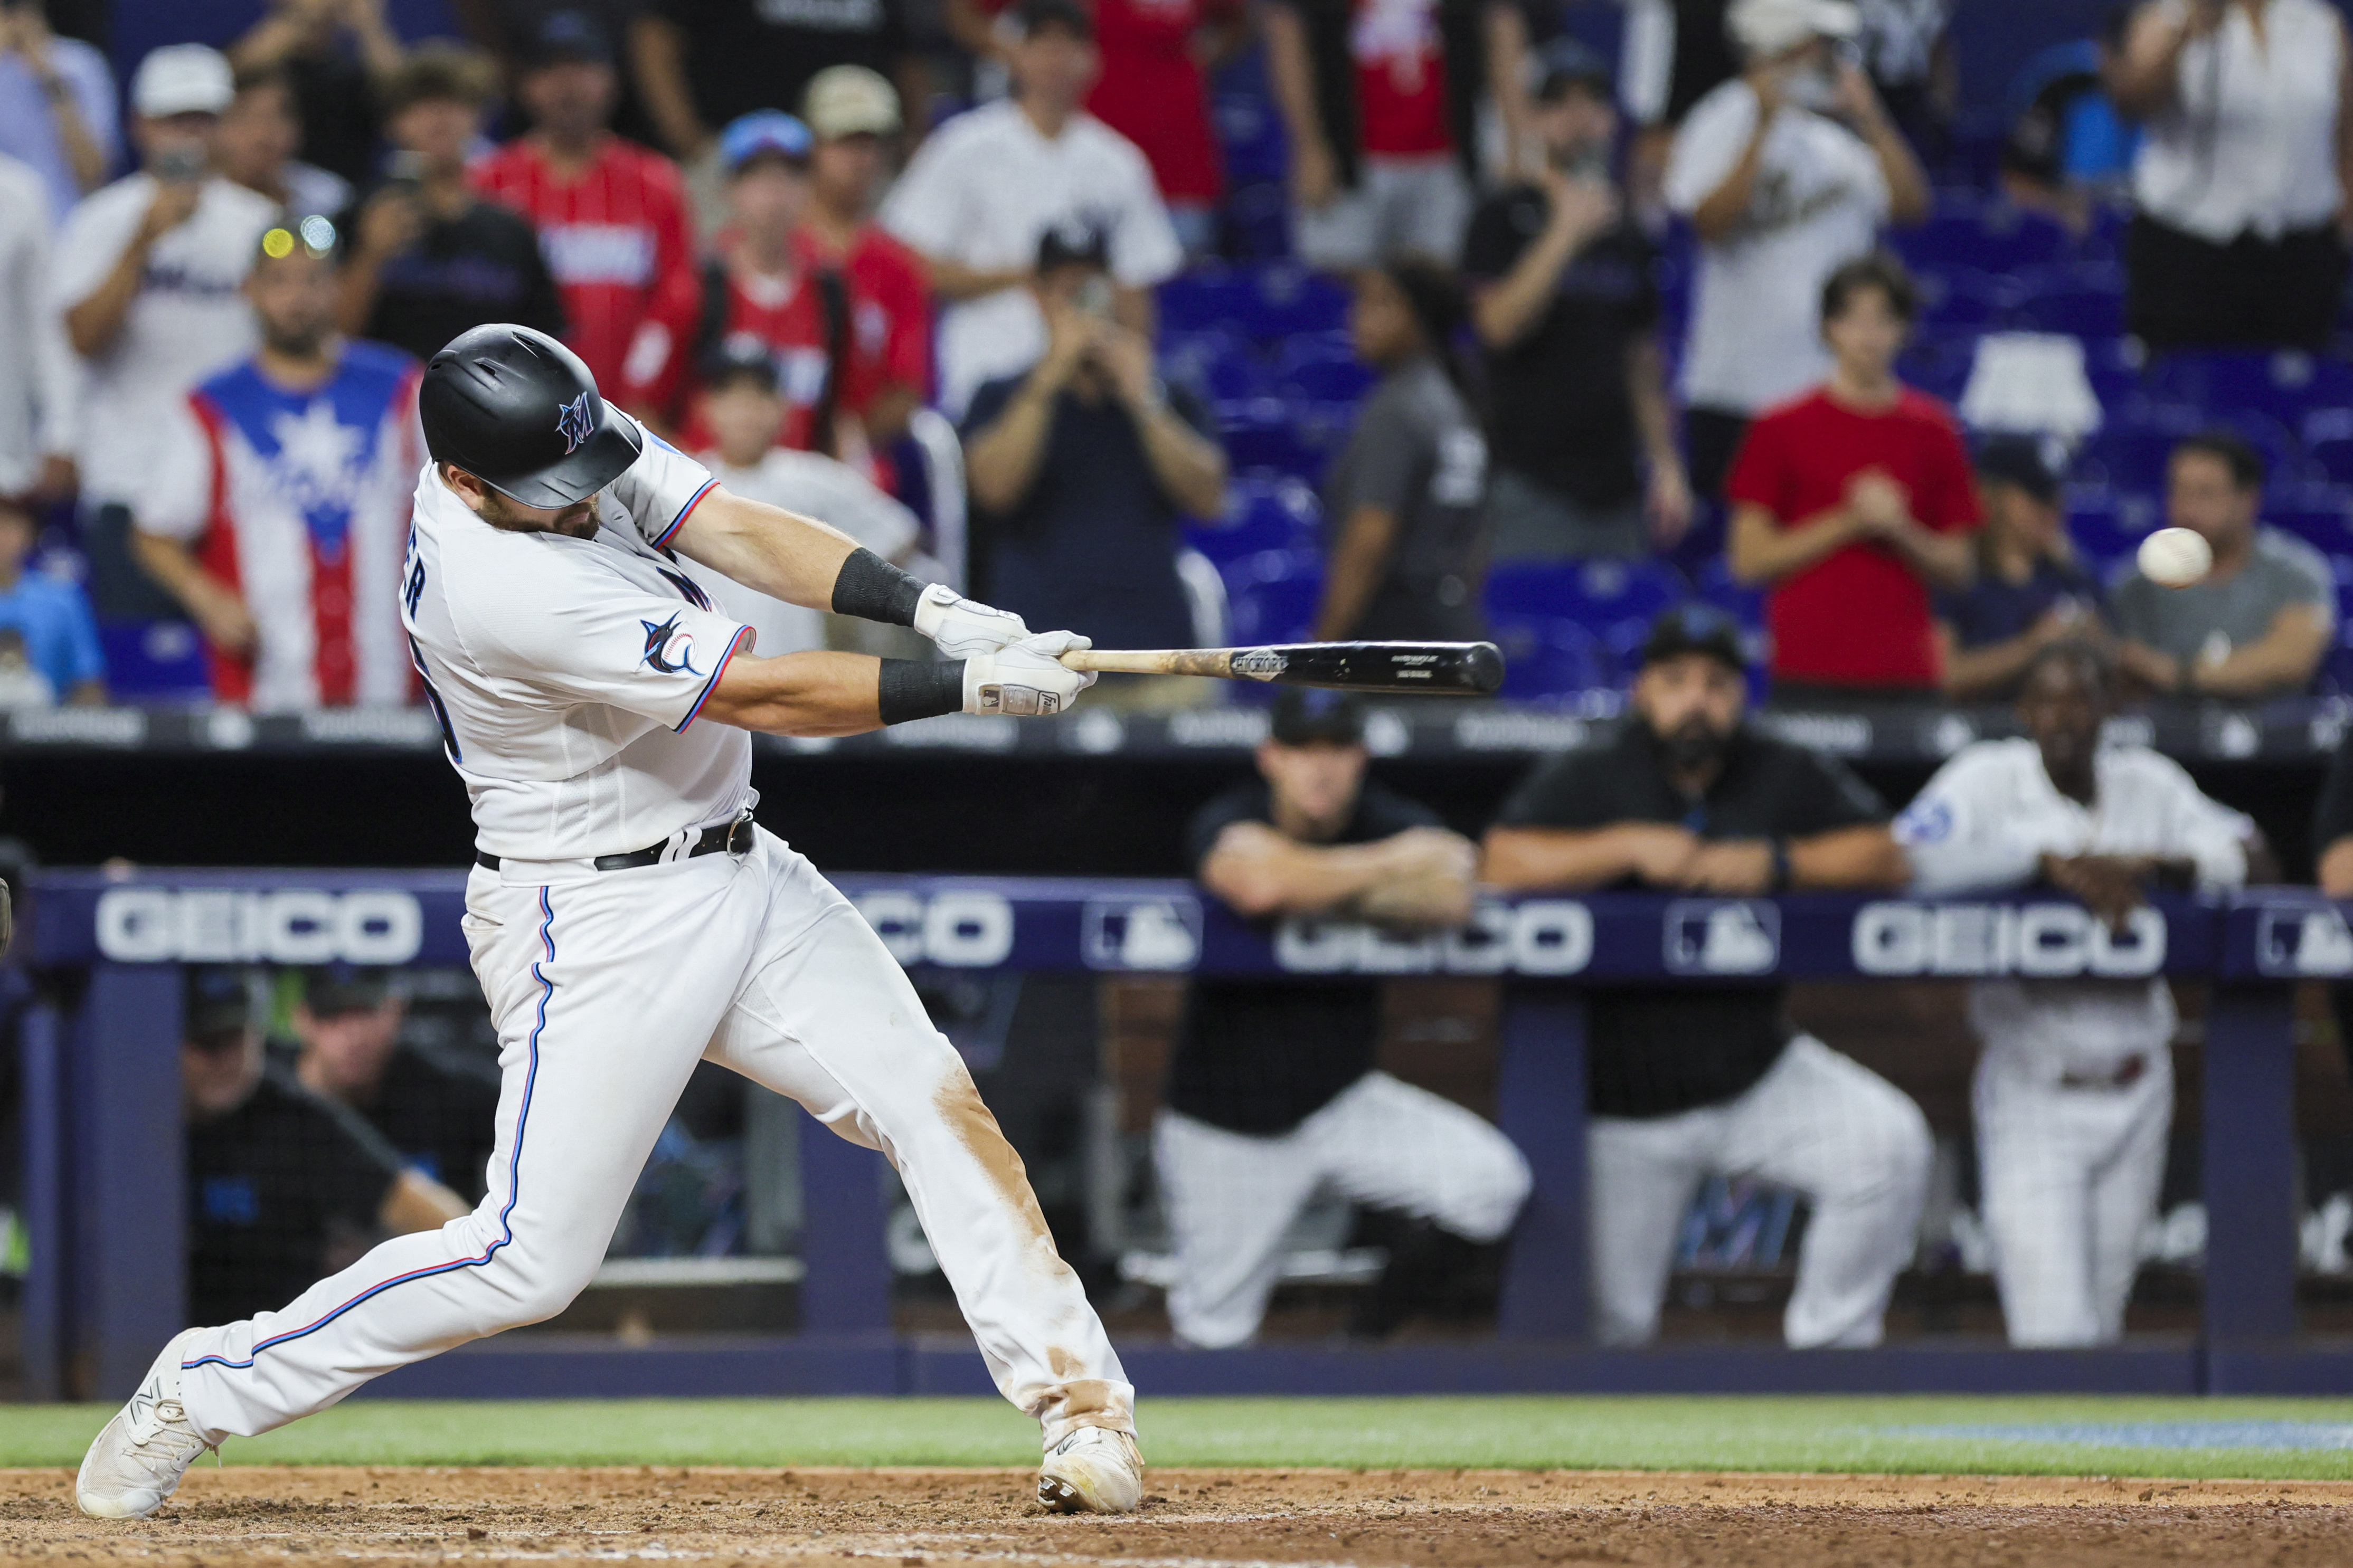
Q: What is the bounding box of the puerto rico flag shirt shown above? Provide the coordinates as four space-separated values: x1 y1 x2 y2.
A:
138 343 425 710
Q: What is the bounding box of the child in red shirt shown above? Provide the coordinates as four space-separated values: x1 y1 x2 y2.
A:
1726 252 1981 697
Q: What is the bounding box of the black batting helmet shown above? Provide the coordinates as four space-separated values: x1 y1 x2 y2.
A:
421 324 642 508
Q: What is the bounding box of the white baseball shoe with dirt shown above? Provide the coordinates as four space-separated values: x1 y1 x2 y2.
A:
76 1329 215 1518
1037 1426 1144 1514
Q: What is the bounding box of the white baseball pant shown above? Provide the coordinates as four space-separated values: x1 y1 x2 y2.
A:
176 826 1131 1447
1974 1040 2171 1347
1587 1035 1933 1348
1152 1071 1531 1348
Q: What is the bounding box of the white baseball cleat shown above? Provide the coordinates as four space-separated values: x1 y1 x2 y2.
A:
76 1329 216 1519
1036 1426 1144 1514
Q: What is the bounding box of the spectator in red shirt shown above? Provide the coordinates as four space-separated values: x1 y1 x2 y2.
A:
631 110 891 465
470 11 699 410
1725 252 1979 699
800 66 932 447
1265 0 1533 270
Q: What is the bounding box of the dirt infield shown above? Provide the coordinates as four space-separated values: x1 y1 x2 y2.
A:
6 1465 2353 1568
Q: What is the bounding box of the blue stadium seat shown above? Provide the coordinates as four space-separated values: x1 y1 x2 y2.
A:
1190 471 1320 565
2003 265 2127 338
2143 350 2353 434
1160 329 1268 401
2267 487 2353 555
1891 206 2072 275
1897 332 1981 406
1159 271 1255 336
1915 269 2010 334
1692 558 1764 630
1222 183 1292 262
1240 265 1351 339
1223 552 1321 645
99 619 208 702
2080 410 2305 493
1215 396 1320 475
2306 410 2353 486
1273 337 1371 403
2065 489 2154 571
1491 617 1613 701
1486 558 1688 628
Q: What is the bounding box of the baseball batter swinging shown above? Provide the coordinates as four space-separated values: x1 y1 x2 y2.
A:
76 326 1141 1519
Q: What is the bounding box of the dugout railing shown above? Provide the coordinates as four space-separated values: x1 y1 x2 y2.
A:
15 868 2353 1401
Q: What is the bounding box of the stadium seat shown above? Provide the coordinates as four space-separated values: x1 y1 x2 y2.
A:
1692 558 1764 631
1160 329 1268 401
1898 332 1982 406
1223 552 1321 645
1239 265 1351 340
2065 489 2156 571
2002 265 2127 339
2305 410 2353 486
2266 487 2353 555
1891 206 2071 275
1159 271 1255 336
1273 336 1372 403
1191 471 1320 565
1215 396 1320 476
1915 269 2010 334
1485 557 1688 628
99 619 209 702
2143 350 2353 435
1491 617 1613 701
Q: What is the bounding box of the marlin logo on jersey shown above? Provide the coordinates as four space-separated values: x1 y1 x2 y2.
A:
555 392 596 455
640 614 703 676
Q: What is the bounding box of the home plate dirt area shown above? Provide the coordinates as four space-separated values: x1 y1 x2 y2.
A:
7 1467 2353 1568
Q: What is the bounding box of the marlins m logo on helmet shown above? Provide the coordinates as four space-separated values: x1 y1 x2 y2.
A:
554 392 596 455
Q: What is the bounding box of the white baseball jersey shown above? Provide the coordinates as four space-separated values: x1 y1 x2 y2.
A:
400 415 759 861
1896 737 2251 1076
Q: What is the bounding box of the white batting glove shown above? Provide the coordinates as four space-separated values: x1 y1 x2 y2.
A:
965 630 1095 717
914 582 1029 658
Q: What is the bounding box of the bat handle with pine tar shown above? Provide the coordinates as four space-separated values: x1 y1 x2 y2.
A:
968 631 1096 715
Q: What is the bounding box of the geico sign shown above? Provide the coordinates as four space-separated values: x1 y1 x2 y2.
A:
96 888 424 964
1851 901 2166 978
856 889 1016 967
1275 900 1593 975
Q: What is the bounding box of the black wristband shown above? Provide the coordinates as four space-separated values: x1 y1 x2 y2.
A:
1768 838 1793 894
831 547 925 626
877 658 965 725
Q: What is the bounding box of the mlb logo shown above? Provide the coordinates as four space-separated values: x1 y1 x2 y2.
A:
1663 900 1781 976
1082 897 1202 971
2254 906 2353 977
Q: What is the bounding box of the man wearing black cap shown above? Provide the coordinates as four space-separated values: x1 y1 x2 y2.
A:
472 12 699 401
183 967 469 1329
1482 605 1931 1348
1464 41 1691 563
1160 689 1530 1348
290 968 501 1205
1933 436 2106 701
963 224 1227 658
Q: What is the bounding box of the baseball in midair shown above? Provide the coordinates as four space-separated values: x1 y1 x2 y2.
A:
2138 526 2213 590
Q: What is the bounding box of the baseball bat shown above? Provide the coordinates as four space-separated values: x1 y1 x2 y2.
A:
1060 641 1504 696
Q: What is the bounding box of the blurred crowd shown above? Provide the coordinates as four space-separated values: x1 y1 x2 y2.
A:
0 0 2335 710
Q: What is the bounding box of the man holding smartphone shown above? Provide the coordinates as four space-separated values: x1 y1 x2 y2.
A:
50 44 276 622
959 225 1226 661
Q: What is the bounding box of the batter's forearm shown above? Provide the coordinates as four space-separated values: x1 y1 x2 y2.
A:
701 648 900 736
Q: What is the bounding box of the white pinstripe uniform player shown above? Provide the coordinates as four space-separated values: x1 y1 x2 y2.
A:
1896 642 2254 1346
75 325 1145 1519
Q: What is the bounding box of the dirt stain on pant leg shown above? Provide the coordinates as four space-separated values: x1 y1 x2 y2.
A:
934 1067 1060 1258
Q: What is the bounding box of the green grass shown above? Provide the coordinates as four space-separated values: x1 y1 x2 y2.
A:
5 1396 2353 1479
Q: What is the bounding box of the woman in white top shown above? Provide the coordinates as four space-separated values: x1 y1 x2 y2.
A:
2110 0 2352 350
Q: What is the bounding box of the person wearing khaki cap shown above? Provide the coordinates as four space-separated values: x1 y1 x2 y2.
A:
800 64 930 446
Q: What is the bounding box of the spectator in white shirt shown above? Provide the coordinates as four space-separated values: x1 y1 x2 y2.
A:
0 149 65 501
882 0 1183 417
2110 0 2350 351
0 1 117 224
1664 0 1927 499
682 339 925 659
51 44 277 619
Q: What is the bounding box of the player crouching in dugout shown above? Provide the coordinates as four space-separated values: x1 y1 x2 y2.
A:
1898 640 2265 1345
1482 606 1931 1347
1161 689 1532 1347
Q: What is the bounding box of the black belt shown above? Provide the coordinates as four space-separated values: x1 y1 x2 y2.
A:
475 812 754 873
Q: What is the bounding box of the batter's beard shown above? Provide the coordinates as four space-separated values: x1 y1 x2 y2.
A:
478 489 600 537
